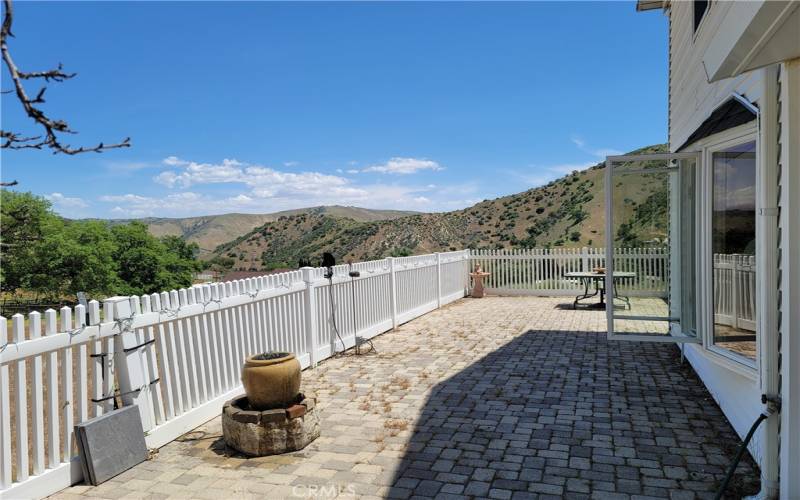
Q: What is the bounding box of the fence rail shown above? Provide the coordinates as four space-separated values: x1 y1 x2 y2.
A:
0 250 470 499
470 247 669 297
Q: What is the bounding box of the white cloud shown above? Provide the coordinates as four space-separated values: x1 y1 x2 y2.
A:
102 191 261 218
506 135 619 189
570 137 586 149
99 179 476 217
571 135 622 158
361 157 443 175
155 158 246 187
153 157 360 202
283 161 299 167
100 194 151 204
506 161 596 190
163 156 190 167
546 162 597 175
95 154 473 218
46 192 89 209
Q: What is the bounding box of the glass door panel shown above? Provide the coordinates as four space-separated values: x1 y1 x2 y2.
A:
711 141 757 361
605 152 701 342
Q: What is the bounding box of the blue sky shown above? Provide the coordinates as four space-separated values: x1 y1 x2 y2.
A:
1 1 668 219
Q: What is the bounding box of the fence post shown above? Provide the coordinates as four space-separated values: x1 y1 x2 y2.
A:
0 317 11 490
436 253 443 308
301 267 319 367
107 296 155 431
464 249 471 296
388 257 398 329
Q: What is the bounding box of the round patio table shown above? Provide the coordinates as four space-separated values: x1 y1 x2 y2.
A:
563 271 636 309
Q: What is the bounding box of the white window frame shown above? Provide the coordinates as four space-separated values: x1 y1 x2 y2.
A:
697 124 760 372
604 151 702 343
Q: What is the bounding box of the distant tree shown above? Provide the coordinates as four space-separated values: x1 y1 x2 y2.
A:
0 190 58 293
111 223 201 295
1 191 200 297
54 221 120 294
204 256 235 273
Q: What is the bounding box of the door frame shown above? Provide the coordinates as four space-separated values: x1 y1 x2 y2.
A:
604 151 702 342
699 127 760 371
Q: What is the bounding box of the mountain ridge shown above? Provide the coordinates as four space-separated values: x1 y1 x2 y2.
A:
105 206 420 253
209 144 669 271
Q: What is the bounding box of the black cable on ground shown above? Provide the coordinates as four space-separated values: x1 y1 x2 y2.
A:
713 412 768 500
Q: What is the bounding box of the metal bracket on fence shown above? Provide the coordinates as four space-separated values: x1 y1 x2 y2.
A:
91 378 160 404
122 338 156 353
89 351 111 359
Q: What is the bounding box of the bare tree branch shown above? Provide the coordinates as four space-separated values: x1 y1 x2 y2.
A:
0 0 130 155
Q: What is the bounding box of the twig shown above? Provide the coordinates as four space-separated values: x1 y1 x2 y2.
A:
0 0 130 154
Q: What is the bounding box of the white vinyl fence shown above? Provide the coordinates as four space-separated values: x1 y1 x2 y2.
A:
470 247 670 297
0 246 757 499
713 253 757 331
0 250 469 499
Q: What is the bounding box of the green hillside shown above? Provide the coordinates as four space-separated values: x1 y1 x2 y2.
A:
212 144 669 271
110 206 418 256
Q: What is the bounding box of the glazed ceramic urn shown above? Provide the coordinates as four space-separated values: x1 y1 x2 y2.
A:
241 352 301 410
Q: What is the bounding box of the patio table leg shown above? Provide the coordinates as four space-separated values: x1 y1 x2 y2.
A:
612 280 631 310
573 277 601 309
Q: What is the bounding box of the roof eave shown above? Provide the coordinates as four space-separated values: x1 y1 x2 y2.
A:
636 0 665 12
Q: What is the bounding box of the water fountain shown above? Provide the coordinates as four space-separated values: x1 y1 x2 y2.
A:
221 352 320 456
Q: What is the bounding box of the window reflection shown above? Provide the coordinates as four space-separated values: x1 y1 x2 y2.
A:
712 141 756 361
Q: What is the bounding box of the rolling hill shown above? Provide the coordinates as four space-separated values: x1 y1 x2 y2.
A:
116 206 419 255
211 144 670 271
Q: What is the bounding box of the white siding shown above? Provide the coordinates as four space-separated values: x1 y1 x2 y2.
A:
667 1 776 474
668 1 764 150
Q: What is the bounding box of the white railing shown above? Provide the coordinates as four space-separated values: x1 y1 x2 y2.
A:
0 250 470 499
713 253 756 332
470 247 669 297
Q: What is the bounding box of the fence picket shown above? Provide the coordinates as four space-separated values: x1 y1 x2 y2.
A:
44 310 60 469
12 314 28 482
76 306 91 429
59 307 73 462
29 311 45 475
152 294 175 421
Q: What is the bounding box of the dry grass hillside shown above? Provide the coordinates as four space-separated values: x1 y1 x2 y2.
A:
214 144 669 271
118 206 418 255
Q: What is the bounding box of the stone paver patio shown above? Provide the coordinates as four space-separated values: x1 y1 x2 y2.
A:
52 297 759 500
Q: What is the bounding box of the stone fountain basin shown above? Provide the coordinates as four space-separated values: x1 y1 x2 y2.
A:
221 393 320 456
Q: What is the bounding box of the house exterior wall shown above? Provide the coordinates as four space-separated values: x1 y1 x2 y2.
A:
666 0 781 480
666 2 800 497
668 1 764 149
